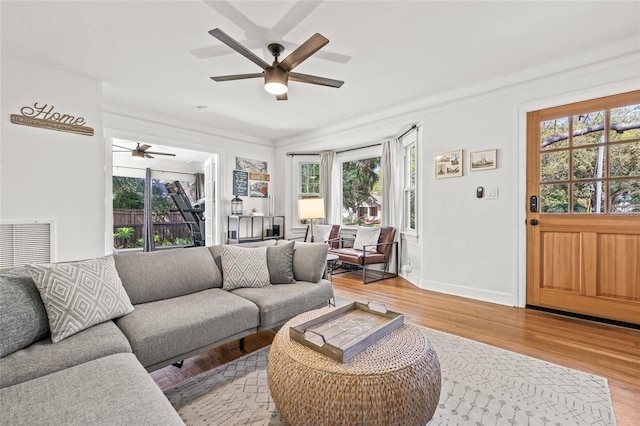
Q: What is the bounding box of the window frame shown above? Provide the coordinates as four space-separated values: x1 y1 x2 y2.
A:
402 130 418 235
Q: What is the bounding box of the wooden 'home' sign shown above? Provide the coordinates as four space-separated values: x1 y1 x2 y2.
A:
10 102 94 136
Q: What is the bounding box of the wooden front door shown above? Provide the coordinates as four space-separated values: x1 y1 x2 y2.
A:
526 91 640 325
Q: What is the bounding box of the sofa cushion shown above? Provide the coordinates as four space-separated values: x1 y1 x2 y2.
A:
0 320 131 388
267 241 295 284
230 280 334 329
29 256 134 343
116 288 259 370
0 353 184 426
221 245 271 290
291 242 329 283
0 267 50 358
114 246 222 304
353 226 381 252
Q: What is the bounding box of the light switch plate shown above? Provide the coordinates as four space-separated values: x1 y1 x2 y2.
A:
485 186 499 199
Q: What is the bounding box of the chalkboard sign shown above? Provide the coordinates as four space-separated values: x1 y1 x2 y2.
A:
232 170 248 196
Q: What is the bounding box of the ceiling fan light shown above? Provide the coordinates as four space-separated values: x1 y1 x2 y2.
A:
264 81 287 95
132 151 145 160
264 67 288 95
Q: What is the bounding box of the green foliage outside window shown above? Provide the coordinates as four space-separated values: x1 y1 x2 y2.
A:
342 157 381 225
539 104 640 214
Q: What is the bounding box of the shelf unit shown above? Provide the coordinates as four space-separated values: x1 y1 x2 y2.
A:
227 215 285 244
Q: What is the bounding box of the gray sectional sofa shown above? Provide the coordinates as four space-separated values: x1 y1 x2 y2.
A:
0 241 333 425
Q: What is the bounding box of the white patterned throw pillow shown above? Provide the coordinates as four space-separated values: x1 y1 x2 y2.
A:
221 245 271 290
29 256 134 343
353 226 381 252
311 224 331 243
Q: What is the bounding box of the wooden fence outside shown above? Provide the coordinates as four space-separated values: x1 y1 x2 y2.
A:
113 209 192 247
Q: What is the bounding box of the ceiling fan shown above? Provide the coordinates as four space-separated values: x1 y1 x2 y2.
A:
113 143 176 160
208 28 344 101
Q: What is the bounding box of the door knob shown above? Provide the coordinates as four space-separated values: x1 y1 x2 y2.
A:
530 219 539 226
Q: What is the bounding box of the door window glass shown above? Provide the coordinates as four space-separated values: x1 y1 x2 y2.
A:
538 101 640 215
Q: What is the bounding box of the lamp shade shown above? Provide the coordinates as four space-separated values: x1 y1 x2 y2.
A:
298 198 325 220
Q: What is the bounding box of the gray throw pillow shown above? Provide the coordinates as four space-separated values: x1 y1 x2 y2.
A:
0 267 50 357
30 256 135 343
221 245 271 290
267 241 295 284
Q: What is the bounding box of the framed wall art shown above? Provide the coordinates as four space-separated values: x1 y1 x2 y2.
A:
470 149 497 171
434 150 463 178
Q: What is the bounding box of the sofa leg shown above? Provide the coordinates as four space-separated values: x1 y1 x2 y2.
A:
172 361 184 368
239 337 246 351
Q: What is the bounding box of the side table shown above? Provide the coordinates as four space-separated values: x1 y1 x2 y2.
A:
267 308 442 426
326 253 339 282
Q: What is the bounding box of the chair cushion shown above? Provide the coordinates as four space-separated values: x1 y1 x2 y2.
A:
267 241 295 284
29 256 134 343
0 267 50 358
221 245 271 290
329 248 386 266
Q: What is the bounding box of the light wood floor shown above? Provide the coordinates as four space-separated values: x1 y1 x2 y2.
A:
151 273 640 425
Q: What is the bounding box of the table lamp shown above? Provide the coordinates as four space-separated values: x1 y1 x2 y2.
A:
298 198 325 242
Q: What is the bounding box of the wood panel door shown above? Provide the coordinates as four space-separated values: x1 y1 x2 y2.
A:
526 91 640 325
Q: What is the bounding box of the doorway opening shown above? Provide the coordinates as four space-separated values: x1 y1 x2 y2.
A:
110 139 218 251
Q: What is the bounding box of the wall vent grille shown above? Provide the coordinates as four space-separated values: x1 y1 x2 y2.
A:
0 223 52 268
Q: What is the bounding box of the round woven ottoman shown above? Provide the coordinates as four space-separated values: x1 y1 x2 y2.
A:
267 308 441 426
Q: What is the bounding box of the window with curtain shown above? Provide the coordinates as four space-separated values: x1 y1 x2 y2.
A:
402 132 417 231
298 162 320 224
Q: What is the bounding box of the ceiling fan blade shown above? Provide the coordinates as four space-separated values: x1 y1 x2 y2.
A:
137 144 152 152
281 41 351 64
276 93 288 101
279 33 329 72
113 150 131 153
145 154 155 159
144 151 176 157
208 28 270 70
210 73 263 82
289 72 344 88
112 144 133 151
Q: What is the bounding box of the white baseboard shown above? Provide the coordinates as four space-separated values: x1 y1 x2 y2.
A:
420 279 517 307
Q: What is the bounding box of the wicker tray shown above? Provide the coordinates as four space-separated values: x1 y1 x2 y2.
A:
289 301 404 363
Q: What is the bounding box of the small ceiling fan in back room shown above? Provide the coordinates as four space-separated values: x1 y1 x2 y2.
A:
113 143 176 160
208 28 344 101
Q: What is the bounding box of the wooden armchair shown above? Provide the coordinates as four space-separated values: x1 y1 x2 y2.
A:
328 226 397 284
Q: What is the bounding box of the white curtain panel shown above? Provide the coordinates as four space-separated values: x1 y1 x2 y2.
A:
320 151 340 224
381 139 404 273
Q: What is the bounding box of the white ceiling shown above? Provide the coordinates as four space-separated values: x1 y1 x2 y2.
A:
2 1 639 144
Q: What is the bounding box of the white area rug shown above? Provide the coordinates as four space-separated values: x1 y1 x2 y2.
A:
164 327 616 426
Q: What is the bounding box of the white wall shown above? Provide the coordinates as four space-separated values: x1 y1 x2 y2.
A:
1 56 105 262
277 48 640 307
